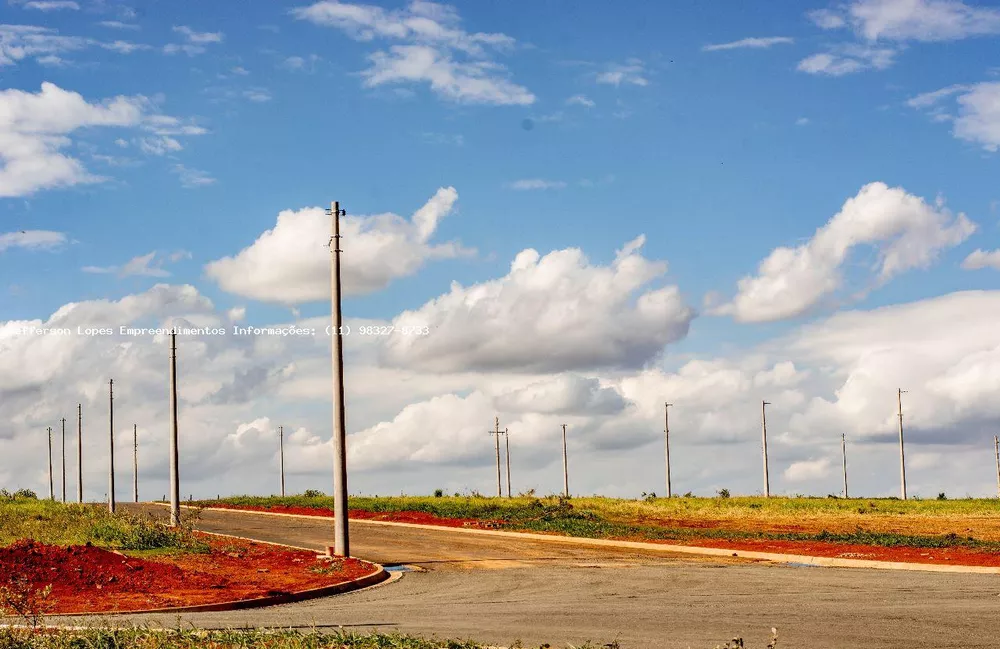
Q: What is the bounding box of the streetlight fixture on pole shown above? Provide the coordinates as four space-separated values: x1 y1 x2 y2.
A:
169 332 180 526
279 425 285 497
327 200 349 558
561 424 569 498
761 401 771 498
664 402 673 498
897 388 908 501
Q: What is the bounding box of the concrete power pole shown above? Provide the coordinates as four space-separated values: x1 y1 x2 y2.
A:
994 435 1000 499
897 388 908 500
108 379 115 514
279 425 285 497
328 201 349 558
504 428 511 498
761 401 771 498
47 426 54 500
169 331 180 527
61 418 66 502
664 402 673 498
77 404 82 503
489 417 502 497
842 433 848 499
561 424 569 498
132 424 138 503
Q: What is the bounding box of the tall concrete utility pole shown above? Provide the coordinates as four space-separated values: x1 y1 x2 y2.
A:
132 424 138 503
61 418 66 502
664 402 673 498
489 417 502 497
995 436 1000 499
842 433 848 499
279 425 285 497
504 428 511 498
328 201 349 557
108 379 115 513
169 331 180 527
761 401 771 498
562 424 569 497
897 388 908 501
77 404 82 503
47 426 54 500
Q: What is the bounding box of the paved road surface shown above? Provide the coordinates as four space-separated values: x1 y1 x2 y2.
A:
66 505 1000 648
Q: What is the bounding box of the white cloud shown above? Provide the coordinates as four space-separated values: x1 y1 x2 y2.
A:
716 182 976 323
0 230 67 252
292 0 533 105
796 117 811 126
784 458 833 482
98 21 139 30
419 132 463 146
20 1 80 10
797 44 896 76
702 36 794 51
226 306 246 323
171 164 216 189
281 54 322 72
507 179 567 191
231 66 249 75
82 251 186 278
962 249 1000 270
808 8 848 29
137 136 182 155
205 187 472 304
0 24 146 67
379 235 695 373
909 82 1000 152
596 59 648 86
242 88 273 103
812 0 1000 41
566 94 595 108
172 25 223 44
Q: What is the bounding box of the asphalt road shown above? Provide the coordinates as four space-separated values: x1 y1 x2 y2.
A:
64 505 1000 648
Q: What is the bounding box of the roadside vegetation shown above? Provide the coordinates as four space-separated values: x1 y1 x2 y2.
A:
195 492 1000 550
0 490 207 553
0 626 778 648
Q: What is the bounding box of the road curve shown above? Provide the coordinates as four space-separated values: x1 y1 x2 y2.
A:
67 504 1000 649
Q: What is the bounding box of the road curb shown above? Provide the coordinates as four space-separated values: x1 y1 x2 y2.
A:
36 528 390 618
178 503 1000 575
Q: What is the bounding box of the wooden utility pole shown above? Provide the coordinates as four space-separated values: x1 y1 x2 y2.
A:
61 418 66 502
132 424 138 503
761 401 771 498
328 200 349 557
47 426 54 500
842 433 848 499
169 331 180 527
561 424 569 497
994 436 999 499
504 428 511 498
489 417 502 497
77 404 82 503
279 425 285 497
108 379 115 513
664 402 673 498
897 388 907 500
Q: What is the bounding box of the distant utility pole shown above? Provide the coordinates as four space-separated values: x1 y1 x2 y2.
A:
47 426 54 500
327 200 349 558
132 424 138 503
77 404 82 503
897 388 908 501
664 402 673 498
561 424 569 497
489 417 502 497
61 418 66 503
504 428 511 498
108 379 115 513
761 401 771 498
994 435 999 499
842 433 848 499
169 331 180 527
279 425 285 497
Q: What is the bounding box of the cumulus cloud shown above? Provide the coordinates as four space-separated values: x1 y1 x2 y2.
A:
908 82 1000 151
784 457 833 481
962 249 1000 270
715 182 976 322
380 235 695 373
810 0 1000 41
702 36 794 51
205 187 471 304
291 0 533 105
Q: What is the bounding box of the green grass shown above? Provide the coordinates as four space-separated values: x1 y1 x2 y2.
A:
191 493 1000 551
0 497 208 553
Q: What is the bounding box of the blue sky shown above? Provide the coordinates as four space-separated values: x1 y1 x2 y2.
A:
2 0 1000 501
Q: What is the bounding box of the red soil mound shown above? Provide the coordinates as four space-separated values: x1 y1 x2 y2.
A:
0 536 377 614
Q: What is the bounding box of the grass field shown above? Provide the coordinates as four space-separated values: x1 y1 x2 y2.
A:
0 496 207 553
195 493 1000 549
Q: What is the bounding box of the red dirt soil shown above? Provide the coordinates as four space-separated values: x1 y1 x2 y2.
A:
0 535 377 614
205 504 1000 569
